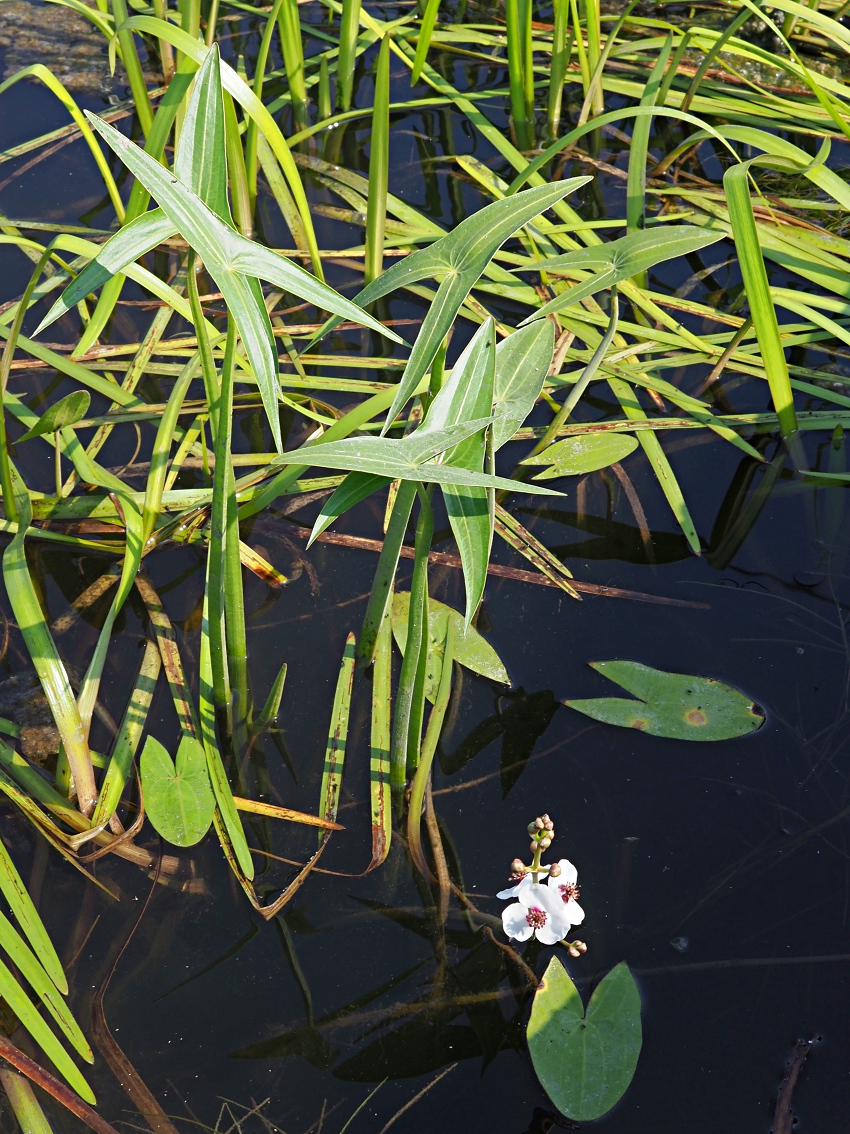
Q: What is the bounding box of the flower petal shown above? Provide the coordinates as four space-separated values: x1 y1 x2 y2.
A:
518 881 551 909
497 879 526 899
502 903 533 941
535 919 568 945
548 859 578 888
564 899 585 927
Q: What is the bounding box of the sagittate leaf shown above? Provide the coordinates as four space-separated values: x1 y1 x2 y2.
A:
564 660 765 740
518 226 724 322
345 177 591 429
523 433 639 479
528 958 642 1123
18 391 90 441
392 592 509 700
140 735 216 846
274 419 563 495
492 320 555 451
423 317 497 625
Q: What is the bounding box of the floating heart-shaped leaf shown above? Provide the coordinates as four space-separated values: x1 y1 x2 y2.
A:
140 735 215 846
528 958 642 1122
564 660 764 740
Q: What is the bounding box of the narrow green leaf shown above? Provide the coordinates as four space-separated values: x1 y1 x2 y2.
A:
2 466 96 814
319 633 356 843
34 210 177 336
411 0 442 84
309 472 392 546
369 604 393 866
0 838 66 995
140 735 216 847
92 638 161 829
565 660 765 740
0 955 95 1102
364 35 390 286
724 162 797 438
528 959 641 1122
0 909 91 1061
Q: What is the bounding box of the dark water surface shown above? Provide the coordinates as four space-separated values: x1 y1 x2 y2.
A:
1 3 849 1131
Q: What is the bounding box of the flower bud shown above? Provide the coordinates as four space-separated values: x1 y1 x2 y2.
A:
544 820 554 832
548 862 562 878
567 944 581 957
571 940 587 955
530 840 539 854
541 814 551 824
534 817 544 830
539 836 552 849
510 858 526 876
527 822 538 836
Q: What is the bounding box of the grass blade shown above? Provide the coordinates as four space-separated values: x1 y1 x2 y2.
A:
724 162 797 439
318 633 356 843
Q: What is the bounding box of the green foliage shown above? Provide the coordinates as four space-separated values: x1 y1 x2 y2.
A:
522 433 639 478
528 959 642 1122
18 391 90 441
139 735 216 847
565 661 765 740
392 593 509 700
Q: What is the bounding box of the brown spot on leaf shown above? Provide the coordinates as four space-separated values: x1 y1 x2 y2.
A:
631 718 648 730
686 709 708 726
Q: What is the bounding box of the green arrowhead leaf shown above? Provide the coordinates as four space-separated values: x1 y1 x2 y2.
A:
339 177 590 430
274 418 563 495
519 226 724 322
392 592 509 700
424 317 497 625
522 432 639 478
564 660 765 740
492 320 555 451
19 391 90 441
528 959 642 1122
140 734 216 846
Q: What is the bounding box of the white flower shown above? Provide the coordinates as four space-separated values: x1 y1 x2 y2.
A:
501 881 571 944
547 859 585 928
496 872 529 900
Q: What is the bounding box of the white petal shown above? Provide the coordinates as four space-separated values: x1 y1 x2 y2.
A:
497 884 521 900
535 919 568 946
536 884 568 920
518 882 551 909
548 859 578 888
502 903 533 941
564 899 585 927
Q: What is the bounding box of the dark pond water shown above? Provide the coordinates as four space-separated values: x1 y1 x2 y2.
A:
0 2 849 1132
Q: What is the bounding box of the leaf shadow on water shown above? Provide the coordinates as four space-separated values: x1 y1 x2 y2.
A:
517 507 693 564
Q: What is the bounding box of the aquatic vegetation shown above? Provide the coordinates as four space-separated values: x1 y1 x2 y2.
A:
0 0 848 1127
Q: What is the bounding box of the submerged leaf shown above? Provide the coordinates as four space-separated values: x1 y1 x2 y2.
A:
392 593 509 700
528 959 642 1122
523 433 639 478
140 735 216 846
564 660 764 740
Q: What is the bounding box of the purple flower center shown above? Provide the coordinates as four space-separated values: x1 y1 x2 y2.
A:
525 907 548 929
558 882 580 905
